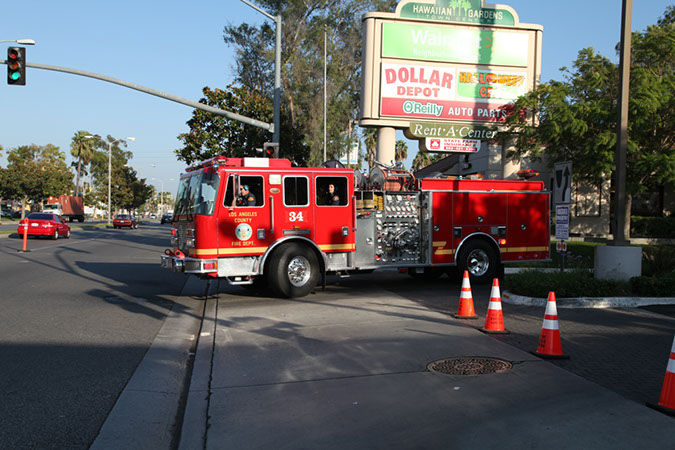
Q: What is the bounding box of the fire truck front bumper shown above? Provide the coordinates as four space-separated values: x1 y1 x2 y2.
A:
161 253 218 275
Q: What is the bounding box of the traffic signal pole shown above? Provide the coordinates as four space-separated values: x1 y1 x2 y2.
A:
0 59 274 133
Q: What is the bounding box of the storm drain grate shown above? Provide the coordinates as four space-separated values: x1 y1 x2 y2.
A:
428 357 512 376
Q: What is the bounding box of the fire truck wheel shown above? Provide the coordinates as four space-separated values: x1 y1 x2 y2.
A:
457 240 499 284
268 243 319 298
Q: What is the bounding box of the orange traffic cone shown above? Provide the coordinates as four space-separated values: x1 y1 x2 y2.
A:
532 292 569 359
453 271 478 319
480 278 509 334
647 335 675 416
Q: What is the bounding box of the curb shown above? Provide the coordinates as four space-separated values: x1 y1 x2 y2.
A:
503 290 675 309
90 276 212 450
178 293 218 450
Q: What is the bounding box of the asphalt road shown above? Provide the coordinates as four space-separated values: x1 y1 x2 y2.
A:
1 223 673 448
0 222 189 449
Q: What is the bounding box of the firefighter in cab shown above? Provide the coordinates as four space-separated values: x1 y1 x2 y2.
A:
234 185 256 206
328 183 340 205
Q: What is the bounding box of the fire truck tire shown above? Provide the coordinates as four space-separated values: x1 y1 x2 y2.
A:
457 240 499 284
267 243 320 298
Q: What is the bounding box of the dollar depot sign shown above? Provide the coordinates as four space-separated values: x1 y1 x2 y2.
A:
359 0 542 129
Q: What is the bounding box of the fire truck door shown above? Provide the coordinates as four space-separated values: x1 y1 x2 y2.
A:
273 175 314 242
313 175 355 254
431 192 454 264
222 174 270 255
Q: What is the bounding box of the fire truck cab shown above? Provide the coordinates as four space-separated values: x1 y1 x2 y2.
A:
161 156 550 298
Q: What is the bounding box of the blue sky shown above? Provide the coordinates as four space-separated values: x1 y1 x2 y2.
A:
1 0 672 196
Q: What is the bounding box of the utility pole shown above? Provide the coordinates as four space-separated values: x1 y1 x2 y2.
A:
612 0 632 246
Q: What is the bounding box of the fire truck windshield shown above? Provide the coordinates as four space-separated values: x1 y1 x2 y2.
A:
173 172 220 216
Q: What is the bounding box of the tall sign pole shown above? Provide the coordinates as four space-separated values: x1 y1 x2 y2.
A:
613 0 632 245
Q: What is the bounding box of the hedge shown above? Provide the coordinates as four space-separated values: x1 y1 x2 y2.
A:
505 269 675 298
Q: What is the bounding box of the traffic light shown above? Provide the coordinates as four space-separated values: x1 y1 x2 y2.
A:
263 142 279 158
7 47 26 85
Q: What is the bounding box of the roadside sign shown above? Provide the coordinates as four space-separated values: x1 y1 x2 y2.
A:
555 205 569 241
556 241 567 252
554 161 572 204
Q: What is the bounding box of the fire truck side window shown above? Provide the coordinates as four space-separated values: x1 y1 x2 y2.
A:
283 176 309 206
316 176 348 206
226 175 264 207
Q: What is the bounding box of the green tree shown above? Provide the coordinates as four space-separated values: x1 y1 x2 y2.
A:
176 84 308 166
501 6 675 238
86 135 148 215
70 131 96 197
216 0 397 166
3 144 74 216
108 166 153 212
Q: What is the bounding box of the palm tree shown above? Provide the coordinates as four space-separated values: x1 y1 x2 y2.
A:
70 131 95 196
412 151 432 172
363 128 377 170
395 140 408 164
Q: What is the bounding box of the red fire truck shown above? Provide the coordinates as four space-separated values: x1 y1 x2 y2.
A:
161 156 550 297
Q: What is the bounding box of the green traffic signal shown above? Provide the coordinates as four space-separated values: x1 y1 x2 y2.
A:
7 47 26 86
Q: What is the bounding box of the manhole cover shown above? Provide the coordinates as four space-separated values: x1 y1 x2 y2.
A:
428 357 512 376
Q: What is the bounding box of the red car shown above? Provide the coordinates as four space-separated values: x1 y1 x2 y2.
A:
113 214 138 229
17 212 71 239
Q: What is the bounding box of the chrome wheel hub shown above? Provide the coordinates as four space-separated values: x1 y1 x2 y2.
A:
466 249 489 276
287 256 311 287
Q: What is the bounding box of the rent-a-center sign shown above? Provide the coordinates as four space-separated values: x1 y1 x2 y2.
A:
359 0 542 128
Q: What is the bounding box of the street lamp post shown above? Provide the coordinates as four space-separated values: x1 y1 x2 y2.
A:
85 135 135 226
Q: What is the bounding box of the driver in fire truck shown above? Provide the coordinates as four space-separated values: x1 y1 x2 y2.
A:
233 185 257 206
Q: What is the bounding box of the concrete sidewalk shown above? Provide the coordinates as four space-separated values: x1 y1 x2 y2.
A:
178 286 675 449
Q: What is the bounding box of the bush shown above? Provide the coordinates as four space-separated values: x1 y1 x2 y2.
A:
504 269 675 298
630 274 675 297
505 270 631 298
641 245 675 277
631 216 675 238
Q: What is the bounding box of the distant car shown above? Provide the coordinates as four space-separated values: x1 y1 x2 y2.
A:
17 212 71 239
150 214 157 219
160 214 173 224
113 214 138 229
1 209 13 219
